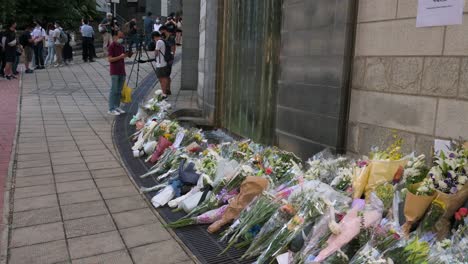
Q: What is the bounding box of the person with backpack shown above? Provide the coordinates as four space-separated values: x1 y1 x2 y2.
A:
19 24 34 73
159 25 175 94
152 31 173 98
53 21 67 67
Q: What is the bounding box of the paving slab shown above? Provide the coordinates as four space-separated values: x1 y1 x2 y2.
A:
14 174 54 188
112 208 157 229
10 222 65 248
9 240 69 264
72 250 133 264
13 184 56 199
12 207 61 228
59 188 102 205
68 231 126 259
120 223 172 248
106 195 148 214
130 240 191 264
64 214 116 238
13 194 59 212
61 200 109 220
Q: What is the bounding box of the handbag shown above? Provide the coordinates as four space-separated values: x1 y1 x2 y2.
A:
121 83 132 103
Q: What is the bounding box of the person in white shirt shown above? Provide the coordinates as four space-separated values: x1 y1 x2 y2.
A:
153 17 162 33
31 21 47 69
44 23 56 67
152 31 170 98
53 21 65 67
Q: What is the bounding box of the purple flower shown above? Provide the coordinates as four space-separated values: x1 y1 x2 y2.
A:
450 187 458 194
449 153 456 158
447 171 453 179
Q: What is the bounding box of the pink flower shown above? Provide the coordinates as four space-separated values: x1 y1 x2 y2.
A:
458 207 468 217
455 212 462 221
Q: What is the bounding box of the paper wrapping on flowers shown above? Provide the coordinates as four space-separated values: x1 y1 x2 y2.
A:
151 185 175 208
353 159 407 199
433 186 468 238
207 176 269 233
403 191 435 230
313 193 384 262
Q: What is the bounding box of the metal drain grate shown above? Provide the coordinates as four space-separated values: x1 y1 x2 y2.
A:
112 58 255 264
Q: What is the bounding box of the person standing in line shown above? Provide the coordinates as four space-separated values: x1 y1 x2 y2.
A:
44 23 56 67
62 30 73 65
99 13 114 56
1 27 6 78
107 31 131 116
19 24 34 73
80 19 95 62
126 18 138 52
53 21 66 67
1 21 18 80
31 21 46 69
144 12 153 49
158 25 175 95
153 17 162 33
176 17 182 46
152 31 170 98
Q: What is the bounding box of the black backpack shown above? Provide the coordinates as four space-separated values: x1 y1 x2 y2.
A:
158 39 174 65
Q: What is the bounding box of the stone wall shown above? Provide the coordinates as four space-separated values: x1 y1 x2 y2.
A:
348 0 468 157
197 0 217 123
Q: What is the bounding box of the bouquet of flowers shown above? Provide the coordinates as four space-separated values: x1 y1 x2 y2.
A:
417 199 446 235
384 236 431 264
330 166 354 193
254 197 327 264
221 194 280 253
428 142 468 238
402 154 429 186
402 177 436 234
353 135 408 200
294 204 338 264
242 199 299 258
312 193 383 262
304 149 350 184
165 204 228 228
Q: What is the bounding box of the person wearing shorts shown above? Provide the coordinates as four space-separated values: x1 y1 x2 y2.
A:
152 31 170 99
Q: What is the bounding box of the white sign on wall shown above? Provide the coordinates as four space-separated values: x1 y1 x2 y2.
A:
416 0 464 27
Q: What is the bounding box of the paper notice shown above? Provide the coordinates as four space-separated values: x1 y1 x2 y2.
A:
416 0 464 27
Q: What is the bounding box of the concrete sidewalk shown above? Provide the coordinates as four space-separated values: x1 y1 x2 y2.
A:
1 56 195 264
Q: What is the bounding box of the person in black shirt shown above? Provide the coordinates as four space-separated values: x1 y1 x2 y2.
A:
165 16 177 35
62 31 73 64
127 18 138 52
2 21 18 80
19 24 34 73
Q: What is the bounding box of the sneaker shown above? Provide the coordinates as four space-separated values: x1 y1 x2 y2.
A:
107 110 120 116
25 69 34 74
115 107 126 114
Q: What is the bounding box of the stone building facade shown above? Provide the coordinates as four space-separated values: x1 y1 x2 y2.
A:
186 0 468 159
348 0 468 158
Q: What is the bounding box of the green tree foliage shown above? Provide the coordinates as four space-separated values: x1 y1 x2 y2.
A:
1 0 101 29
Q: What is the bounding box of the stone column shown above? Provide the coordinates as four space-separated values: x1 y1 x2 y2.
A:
181 0 201 91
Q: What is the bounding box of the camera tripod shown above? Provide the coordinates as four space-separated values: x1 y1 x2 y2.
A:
126 39 158 92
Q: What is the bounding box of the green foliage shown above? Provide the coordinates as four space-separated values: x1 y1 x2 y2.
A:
1 0 101 29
